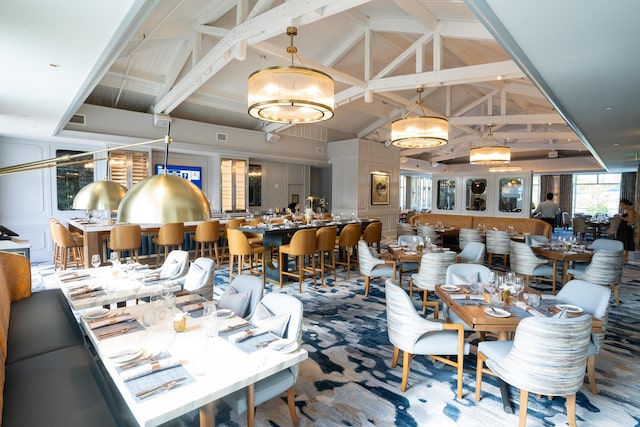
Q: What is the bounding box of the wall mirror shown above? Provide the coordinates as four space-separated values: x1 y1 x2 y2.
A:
437 179 456 210
498 177 523 212
465 178 487 211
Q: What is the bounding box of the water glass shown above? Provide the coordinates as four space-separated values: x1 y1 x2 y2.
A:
91 254 101 268
203 305 218 339
526 293 540 307
142 305 157 327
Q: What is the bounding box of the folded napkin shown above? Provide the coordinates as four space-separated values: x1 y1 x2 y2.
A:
515 301 544 317
541 294 557 300
68 285 103 297
70 288 105 300
89 314 136 330
142 274 163 282
121 357 182 382
59 272 91 282
228 327 268 343
180 301 214 313
449 293 468 300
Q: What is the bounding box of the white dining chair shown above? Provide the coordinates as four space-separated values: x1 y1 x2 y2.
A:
443 264 492 328
358 240 396 297
456 241 485 264
568 249 624 304
217 274 264 319
486 229 510 268
458 228 482 251
177 257 215 300
397 235 424 283
409 251 457 318
524 234 549 247
509 241 557 293
152 249 189 279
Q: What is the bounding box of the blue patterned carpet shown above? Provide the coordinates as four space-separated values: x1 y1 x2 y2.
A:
34 251 640 427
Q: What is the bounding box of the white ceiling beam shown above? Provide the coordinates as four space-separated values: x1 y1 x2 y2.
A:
196 24 228 38
153 0 371 114
375 33 432 79
322 27 365 67
367 60 525 92
453 88 500 116
357 109 404 139
247 0 276 20
450 113 565 126
437 21 494 40
367 16 427 34
393 0 438 30
195 0 236 25
160 39 193 97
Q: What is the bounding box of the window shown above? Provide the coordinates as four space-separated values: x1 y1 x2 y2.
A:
437 179 455 210
109 150 149 189
56 150 94 211
573 173 621 216
400 174 432 211
221 159 247 212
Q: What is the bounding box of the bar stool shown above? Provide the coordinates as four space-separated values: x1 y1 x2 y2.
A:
108 224 141 263
51 222 84 270
227 228 265 285
335 223 361 279
279 228 317 292
193 220 221 265
315 225 337 287
153 222 184 266
361 221 382 252
221 218 245 263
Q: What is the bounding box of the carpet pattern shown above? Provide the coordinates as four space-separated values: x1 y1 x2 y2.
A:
33 252 640 427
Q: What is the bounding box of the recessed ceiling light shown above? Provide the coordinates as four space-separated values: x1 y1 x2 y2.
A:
604 107 613 111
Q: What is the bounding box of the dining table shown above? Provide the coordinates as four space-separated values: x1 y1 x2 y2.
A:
80 295 308 427
531 245 594 286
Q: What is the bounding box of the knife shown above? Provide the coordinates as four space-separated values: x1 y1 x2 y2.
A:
98 327 131 339
220 322 250 333
135 377 186 399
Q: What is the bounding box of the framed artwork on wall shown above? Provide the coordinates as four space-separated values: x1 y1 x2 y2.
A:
371 173 390 205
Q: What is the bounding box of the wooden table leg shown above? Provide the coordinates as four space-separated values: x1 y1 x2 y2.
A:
247 383 255 427
199 401 215 426
561 260 570 285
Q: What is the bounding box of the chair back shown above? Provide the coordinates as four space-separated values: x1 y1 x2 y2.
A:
257 293 303 342
417 225 440 245
385 279 443 352
524 234 549 247
357 240 384 275
182 257 215 298
397 234 424 247
195 220 220 242
108 224 142 251
485 230 510 255
396 222 415 238
486 314 592 396
338 223 361 247
52 222 76 248
227 229 252 256
156 250 189 278
458 228 482 250
590 238 623 251
229 275 264 319
446 264 491 285
582 249 624 285
225 218 245 230
288 228 316 256
361 222 382 246
572 216 587 233
316 226 337 251
557 279 611 352
413 251 456 287
601 216 621 237
458 242 485 264
157 222 184 246
509 241 547 275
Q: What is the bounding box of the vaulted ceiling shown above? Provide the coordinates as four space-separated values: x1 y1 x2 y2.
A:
3 0 639 173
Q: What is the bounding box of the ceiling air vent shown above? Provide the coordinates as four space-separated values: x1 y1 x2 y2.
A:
68 114 86 125
216 132 227 142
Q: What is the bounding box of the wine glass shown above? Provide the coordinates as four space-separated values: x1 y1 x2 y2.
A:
91 254 101 268
513 276 524 299
505 271 515 287
109 252 119 264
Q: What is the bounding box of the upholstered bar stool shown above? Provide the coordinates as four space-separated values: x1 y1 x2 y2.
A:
193 220 221 265
108 224 141 263
361 221 382 252
279 228 317 292
227 228 265 286
315 225 337 287
51 222 84 271
221 218 245 263
335 223 361 279
153 222 184 266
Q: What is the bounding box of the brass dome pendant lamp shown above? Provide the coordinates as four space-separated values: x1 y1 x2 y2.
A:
248 26 334 124
72 158 127 211
117 125 210 224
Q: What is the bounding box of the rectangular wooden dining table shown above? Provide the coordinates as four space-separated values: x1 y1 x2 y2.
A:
81 296 308 427
531 245 594 286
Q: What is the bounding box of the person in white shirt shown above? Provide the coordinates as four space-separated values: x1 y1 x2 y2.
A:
534 193 561 228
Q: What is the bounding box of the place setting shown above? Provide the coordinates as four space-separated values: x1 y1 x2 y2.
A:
83 309 145 340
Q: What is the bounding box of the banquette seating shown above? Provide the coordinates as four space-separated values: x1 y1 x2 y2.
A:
408 213 553 239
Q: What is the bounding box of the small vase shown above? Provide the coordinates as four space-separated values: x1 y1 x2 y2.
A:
305 208 314 224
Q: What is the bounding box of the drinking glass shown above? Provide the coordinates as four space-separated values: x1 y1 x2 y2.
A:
505 272 515 286
203 305 218 339
109 252 119 264
513 276 524 298
91 254 101 268
488 271 497 286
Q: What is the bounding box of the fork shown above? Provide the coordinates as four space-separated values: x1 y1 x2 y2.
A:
256 338 279 348
98 327 131 339
136 377 186 399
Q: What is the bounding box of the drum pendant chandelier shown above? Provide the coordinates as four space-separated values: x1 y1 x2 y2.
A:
248 27 334 124
391 88 448 148
469 124 511 165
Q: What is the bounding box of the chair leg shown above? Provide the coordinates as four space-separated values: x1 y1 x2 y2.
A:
613 284 620 304
518 389 529 427
586 355 598 394
566 393 577 427
364 276 371 296
475 351 487 401
391 347 400 368
286 386 299 426
400 351 412 392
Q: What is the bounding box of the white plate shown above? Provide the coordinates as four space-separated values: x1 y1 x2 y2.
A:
441 285 460 292
388 244 400 248
109 348 143 364
404 251 417 255
268 339 299 353
83 308 110 319
556 304 583 313
485 307 511 318
216 309 234 319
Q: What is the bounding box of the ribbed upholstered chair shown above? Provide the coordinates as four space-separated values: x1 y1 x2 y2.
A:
193 220 221 265
315 225 337 287
458 228 482 251
227 229 265 285
279 228 316 292
177 257 215 300
524 234 549 247
570 239 623 273
108 224 141 263
456 241 485 264
569 249 624 304
358 240 396 297
51 221 84 270
361 221 382 252
485 229 510 268
153 222 184 266
396 222 415 239
397 235 424 284
417 224 441 246
385 279 469 396
335 223 361 279
222 293 303 425
510 241 557 293
475 314 592 427
557 279 611 394
409 251 456 317
443 264 492 329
